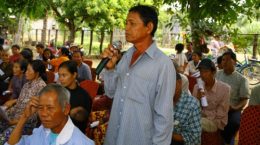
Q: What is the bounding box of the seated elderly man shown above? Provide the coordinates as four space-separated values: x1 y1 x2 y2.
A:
5 84 94 145
171 72 201 145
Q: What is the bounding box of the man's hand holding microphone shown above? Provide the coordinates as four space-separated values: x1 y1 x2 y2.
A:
96 41 122 75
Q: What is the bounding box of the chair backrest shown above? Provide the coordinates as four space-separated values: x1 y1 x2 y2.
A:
83 59 93 68
238 105 260 145
80 80 99 100
187 75 197 93
46 71 55 84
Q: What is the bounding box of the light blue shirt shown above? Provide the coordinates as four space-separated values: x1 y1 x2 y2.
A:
104 42 176 145
77 62 92 82
5 117 94 145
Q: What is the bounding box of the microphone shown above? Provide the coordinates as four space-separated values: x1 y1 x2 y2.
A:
95 41 122 75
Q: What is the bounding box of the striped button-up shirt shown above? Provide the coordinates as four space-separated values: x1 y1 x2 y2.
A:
104 42 176 145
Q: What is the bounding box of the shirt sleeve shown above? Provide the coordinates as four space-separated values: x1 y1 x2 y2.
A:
4 135 30 145
239 76 250 99
104 69 119 99
152 61 175 145
249 85 260 105
181 100 201 145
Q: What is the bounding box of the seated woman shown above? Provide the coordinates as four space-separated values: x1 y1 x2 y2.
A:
58 60 92 133
184 51 202 76
0 60 47 144
50 47 70 72
42 48 55 71
0 49 13 99
192 59 230 145
7 60 27 99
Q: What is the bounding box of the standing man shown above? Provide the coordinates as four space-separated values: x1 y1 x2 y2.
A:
216 51 250 144
102 5 176 145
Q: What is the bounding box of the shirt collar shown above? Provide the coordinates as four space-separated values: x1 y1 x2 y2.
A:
127 41 158 60
44 117 75 145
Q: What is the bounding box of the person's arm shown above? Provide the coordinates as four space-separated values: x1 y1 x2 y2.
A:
152 62 175 145
213 85 230 130
102 45 121 99
231 77 250 111
172 133 184 142
8 96 39 145
3 99 17 109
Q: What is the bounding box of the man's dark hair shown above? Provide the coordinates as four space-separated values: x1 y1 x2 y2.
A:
129 5 158 36
11 44 20 50
36 43 45 49
72 50 84 57
222 51 237 61
217 55 223 65
175 43 184 53
192 51 202 58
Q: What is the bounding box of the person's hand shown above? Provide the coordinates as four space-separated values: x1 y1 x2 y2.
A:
4 99 17 109
70 106 86 121
101 44 120 70
22 96 39 119
196 90 205 100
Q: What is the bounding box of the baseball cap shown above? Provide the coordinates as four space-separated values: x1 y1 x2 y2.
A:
197 58 216 71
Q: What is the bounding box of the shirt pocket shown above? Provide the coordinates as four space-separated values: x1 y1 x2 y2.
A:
126 72 152 104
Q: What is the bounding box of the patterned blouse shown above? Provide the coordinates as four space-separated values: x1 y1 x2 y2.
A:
7 77 46 121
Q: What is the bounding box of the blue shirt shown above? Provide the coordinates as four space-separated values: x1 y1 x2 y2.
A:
104 42 176 145
173 92 201 145
5 117 94 145
77 62 92 82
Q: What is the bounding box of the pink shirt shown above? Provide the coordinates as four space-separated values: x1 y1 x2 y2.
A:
193 80 230 130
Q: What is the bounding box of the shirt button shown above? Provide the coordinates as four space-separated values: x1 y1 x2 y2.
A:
119 112 122 115
121 99 124 102
123 86 126 89
126 73 130 76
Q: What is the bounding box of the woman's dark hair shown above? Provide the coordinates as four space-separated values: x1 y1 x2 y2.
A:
20 48 33 62
29 60 47 81
129 5 158 36
59 60 78 74
42 48 55 61
61 47 71 59
14 60 28 73
192 51 202 58
175 43 184 53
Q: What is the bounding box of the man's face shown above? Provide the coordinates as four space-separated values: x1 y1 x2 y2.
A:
125 12 152 44
2 51 10 63
38 91 70 132
199 68 215 82
72 52 82 65
222 55 236 72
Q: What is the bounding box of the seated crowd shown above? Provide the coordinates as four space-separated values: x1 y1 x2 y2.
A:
0 40 259 145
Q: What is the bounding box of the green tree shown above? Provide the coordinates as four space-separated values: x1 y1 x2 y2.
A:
161 0 258 49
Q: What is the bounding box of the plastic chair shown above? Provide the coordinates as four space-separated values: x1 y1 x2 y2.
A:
46 71 55 84
238 105 260 145
80 80 99 100
83 59 93 68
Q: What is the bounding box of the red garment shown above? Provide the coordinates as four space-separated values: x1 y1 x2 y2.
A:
9 54 20 63
238 105 260 145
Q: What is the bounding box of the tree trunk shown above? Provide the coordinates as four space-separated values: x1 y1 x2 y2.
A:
252 34 258 59
14 16 23 45
68 27 76 43
189 0 201 51
41 10 48 45
110 30 113 44
88 30 94 55
99 31 105 54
